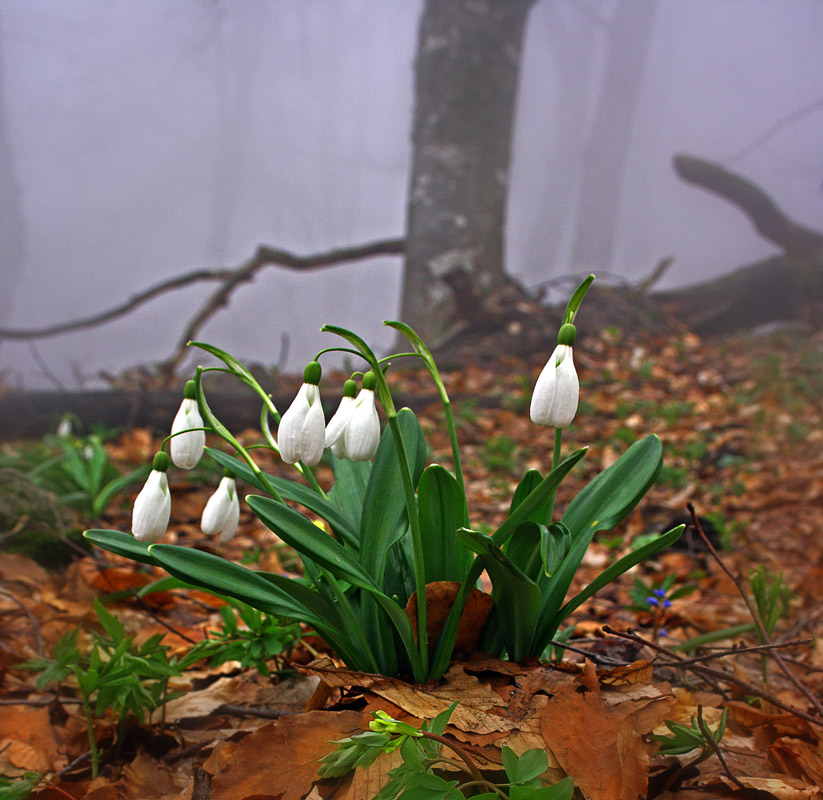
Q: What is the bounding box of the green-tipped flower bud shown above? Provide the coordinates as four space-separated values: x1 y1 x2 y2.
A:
152 451 171 472
183 380 197 400
362 370 377 391
342 378 358 398
303 361 322 385
557 323 577 347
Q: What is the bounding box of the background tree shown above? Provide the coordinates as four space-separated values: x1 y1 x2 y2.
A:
0 24 25 326
400 0 537 343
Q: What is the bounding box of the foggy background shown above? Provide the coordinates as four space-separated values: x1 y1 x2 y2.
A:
1 0 821 390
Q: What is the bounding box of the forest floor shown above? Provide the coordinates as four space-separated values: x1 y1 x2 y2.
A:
1 326 823 800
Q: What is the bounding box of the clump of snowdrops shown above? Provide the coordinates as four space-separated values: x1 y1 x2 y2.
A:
86 275 682 682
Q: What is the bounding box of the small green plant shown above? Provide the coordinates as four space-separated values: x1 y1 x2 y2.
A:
1 426 148 518
200 601 302 675
319 706 574 800
17 599 191 777
750 565 792 682
0 773 42 800
652 707 728 792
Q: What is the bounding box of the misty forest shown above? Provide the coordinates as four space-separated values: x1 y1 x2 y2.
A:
1 2 822 799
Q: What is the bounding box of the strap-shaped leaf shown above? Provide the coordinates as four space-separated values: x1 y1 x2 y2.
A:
84 529 157 566
417 465 471 584
562 434 663 540
508 469 551 526
207 448 359 550
247 494 379 592
358 408 427 585
148 543 330 624
327 452 371 532
457 528 542 663
556 525 684 625
492 447 587 547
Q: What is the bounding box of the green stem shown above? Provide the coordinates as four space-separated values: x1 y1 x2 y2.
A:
325 573 380 674
386 413 429 675
81 697 99 778
195 367 285 503
545 427 563 522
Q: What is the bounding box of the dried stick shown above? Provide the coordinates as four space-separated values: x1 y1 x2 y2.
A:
655 638 811 668
696 705 747 793
0 238 405 343
603 626 823 727
687 502 823 718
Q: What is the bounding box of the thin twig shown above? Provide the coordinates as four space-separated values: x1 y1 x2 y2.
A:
603 626 823 727
656 638 811 668
696 705 747 793
0 585 44 656
688 502 823 718
548 638 628 666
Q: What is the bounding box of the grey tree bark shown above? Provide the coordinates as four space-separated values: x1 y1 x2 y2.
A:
569 0 656 271
400 0 537 343
0 27 26 325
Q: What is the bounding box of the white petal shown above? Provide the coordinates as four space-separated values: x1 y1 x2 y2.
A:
202 477 240 541
132 470 171 542
324 395 355 447
548 347 579 427
277 384 311 464
299 395 327 466
170 398 206 469
529 345 560 425
344 390 380 461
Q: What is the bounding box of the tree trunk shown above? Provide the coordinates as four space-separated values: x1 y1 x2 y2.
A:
400 0 537 343
0 26 26 325
569 0 656 270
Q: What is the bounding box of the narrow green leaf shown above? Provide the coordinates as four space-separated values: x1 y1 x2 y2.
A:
247 494 379 592
148 543 331 626
358 408 427 586
508 469 550 525
207 448 359 550
417 465 471 583
327 451 371 532
562 434 663 541
541 523 572 577
492 448 587 547
83 529 157 566
457 528 541 662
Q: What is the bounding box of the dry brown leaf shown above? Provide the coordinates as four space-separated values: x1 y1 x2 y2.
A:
769 737 823 788
210 710 363 800
404 582 494 656
539 661 673 800
326 748 403 800
119 751 185 799
0 707 65 772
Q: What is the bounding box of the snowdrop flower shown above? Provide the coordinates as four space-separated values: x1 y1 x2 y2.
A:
324 378 358 457
342 371 381 462
530 323 579 428
132 452 171 542
201 473 240 542
277 361 325 466
56 416 73 438
170 381 206 469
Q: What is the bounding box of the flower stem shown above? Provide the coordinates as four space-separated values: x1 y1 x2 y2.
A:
81 697 99 778
545 427 563 522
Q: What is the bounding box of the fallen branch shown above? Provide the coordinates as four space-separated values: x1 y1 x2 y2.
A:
0 238 406 383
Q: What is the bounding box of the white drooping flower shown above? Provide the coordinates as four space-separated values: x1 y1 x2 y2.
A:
132 452 171 543
530 324 579 428
170 381 206 469
277 361 325 466
201 475 240 542
343 385 381 462
325 378 358 457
